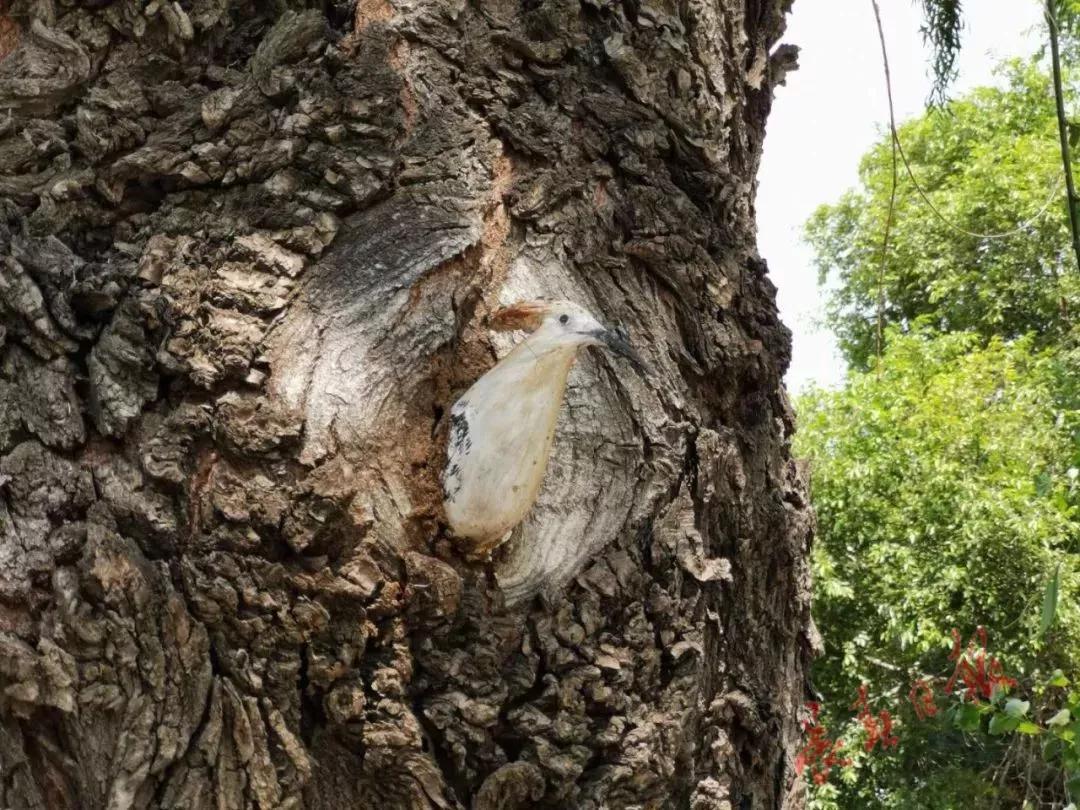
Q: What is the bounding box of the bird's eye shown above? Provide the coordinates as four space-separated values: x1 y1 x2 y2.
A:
559 314 569 325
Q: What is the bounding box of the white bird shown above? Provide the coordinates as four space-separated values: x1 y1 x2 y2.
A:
442 299 643 555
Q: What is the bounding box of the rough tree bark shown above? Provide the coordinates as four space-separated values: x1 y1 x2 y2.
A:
0 0 813 808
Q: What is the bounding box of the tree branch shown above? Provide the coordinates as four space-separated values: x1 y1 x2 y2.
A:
1046 0 1080 274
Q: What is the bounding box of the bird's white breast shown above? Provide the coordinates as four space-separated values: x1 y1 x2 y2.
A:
443 342 577 548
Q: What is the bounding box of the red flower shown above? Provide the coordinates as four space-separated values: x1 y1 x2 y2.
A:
851 683 870 712
853 684 899 752
988 657 1017 693
948 628 963 661
796 702 851 785
944 628 1016 703
908 678 938 720
802 701 821 731
880 710 899 748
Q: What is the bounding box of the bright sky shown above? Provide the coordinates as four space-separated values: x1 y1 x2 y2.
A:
758 0 1044 393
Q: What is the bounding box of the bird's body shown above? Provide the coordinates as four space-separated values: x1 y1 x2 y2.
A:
443 300 641 554
443 341 575 547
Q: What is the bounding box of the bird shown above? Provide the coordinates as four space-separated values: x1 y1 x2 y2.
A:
442 299 643 556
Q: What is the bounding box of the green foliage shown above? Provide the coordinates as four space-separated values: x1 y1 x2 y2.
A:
1059 0 1080 50
800 20 1080 804
797 329 1080 806
805 61 1079 370
1044 563 1063 636
921 1 1080 103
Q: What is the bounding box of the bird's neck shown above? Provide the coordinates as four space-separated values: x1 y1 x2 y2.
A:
501 336 580 374
465 338 579 404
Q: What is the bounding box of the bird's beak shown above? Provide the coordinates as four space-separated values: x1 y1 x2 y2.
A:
596 326 646 374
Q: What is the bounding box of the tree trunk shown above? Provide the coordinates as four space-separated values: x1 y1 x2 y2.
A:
0 0 813 808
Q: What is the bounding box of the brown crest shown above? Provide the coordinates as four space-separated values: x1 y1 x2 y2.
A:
488 300 550 333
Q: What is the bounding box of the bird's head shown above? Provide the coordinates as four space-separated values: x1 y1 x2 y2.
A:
489 299 645 372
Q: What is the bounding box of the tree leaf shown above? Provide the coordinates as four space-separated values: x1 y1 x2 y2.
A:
1036 471 1054 496
1050 670 1071 688
1050 709 1073 727
1068 772 1080 801
1004 698 1030 718
1017 720 1043 735
1046 736 1065 760
989 712 1021 735
1042 564 1062 636
954 702 982 732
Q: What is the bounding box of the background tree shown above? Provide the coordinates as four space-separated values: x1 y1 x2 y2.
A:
799 329 1079 807
0 1 812 808
800 55 1080 808
806 61 1078 369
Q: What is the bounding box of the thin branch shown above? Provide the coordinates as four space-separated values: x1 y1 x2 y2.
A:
870 0 898 367
892 132 1064 241
873 1 1065 244
1046 0 1080 273
868 0 1065 367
